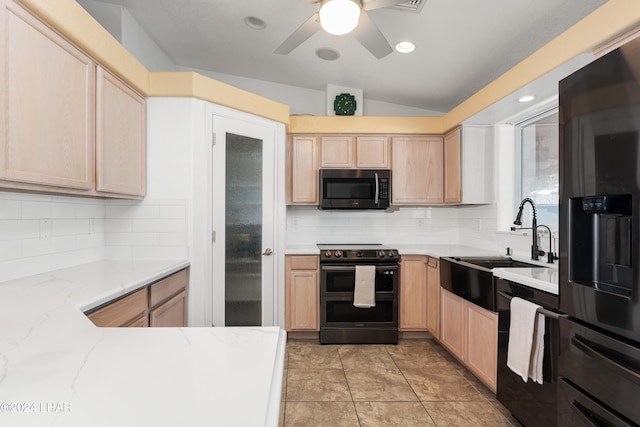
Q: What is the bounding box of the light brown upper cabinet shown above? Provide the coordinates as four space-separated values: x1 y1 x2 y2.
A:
320 135 390 169
287 135 319 205
320 136 354 168
96 67 146 197
0 0 146 199
443 125 494 205
391 136 444 205
0 0 95 192
444 127 462 203
355 136 390 168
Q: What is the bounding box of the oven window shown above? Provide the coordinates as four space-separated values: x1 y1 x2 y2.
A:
324 179 374 199
323 267 396 293
325 300 394 323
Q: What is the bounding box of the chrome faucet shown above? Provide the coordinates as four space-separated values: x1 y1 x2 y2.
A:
512 198 545 261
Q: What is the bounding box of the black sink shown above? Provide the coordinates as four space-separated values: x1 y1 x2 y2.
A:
439 257 547 311
451 257 545 270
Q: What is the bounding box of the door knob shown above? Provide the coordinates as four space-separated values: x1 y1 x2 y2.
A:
262 248 273 256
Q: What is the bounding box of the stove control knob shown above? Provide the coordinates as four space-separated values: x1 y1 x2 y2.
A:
324 250 333 258
378 250 386 258
334 250 343 258
388 251 395 257
356 251 363 257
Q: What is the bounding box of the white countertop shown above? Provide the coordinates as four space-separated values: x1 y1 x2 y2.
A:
0 260 286 427
493 267 559 295
285 243 558 294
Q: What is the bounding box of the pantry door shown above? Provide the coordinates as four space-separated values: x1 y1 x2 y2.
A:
211 116 276 327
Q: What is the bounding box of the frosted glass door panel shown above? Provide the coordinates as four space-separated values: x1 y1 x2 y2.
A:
211 114 276 328
225 133 262 326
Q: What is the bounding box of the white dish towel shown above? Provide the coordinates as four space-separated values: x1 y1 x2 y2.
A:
507 296 545 384
353 265 376 308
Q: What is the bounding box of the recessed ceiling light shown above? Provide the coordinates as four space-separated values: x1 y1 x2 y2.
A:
316 47 340 61
394 41 415 54
518 95 536 103
244 16 266 30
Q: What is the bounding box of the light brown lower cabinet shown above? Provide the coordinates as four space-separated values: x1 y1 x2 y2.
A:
87 288 148 327
399 255 428 331
86 268 189 328
426 256 440 338
439 288 466 360
150 291 187 327
285 255 319 331
439 288 498 392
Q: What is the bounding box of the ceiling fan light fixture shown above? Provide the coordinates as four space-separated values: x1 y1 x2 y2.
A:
319 0 361 36
395 41 415 53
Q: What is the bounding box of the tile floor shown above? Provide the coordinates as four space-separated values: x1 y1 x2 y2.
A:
279 338 521 426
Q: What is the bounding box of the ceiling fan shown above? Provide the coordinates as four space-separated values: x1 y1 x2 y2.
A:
274 0 407 59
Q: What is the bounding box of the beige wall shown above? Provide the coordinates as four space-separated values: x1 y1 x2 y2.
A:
18 0 640 131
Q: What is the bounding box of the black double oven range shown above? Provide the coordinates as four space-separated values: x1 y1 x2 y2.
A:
318 244 399 345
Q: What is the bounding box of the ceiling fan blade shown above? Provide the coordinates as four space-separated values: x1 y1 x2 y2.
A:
351 11 393 58
362 0 407 11
274 13 321 54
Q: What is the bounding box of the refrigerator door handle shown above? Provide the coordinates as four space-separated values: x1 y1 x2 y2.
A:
572 334 640 382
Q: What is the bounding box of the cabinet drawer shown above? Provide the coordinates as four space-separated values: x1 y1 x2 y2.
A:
289 256 318 270
87 288 148 327
149 269 188 308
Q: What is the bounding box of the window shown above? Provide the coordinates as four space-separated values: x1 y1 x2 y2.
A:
515 108 559 230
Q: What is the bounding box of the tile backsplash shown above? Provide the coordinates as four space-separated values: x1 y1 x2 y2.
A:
287 203 545 261
0 192 105 282
0 192 189 282
104 198 188 261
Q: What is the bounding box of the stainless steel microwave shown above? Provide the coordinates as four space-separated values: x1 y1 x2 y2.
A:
319 169 391 210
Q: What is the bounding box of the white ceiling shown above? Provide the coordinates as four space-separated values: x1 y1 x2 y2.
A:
89 0 606 113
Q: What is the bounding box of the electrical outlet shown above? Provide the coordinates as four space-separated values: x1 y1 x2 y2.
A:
39 219 51 240
416 218 424 228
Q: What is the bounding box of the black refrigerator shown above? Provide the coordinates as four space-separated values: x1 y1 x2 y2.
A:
559 36 640 426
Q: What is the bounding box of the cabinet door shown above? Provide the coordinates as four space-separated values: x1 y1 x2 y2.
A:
288 136 318 204
356 136 390 168
439 288 465 360
465 302 498 392
149 268 188 308
150 291 187 327
96 66 146 197
87 288 148 327
391 136 443 205
285 256 319 331
399 255 427 331
444 127 461 204
426 257 440 338
320 136 354 168
0 0 94 190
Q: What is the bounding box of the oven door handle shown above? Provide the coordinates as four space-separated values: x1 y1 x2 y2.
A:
321 265 398 271
497 291 567 319
571 334 640 383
